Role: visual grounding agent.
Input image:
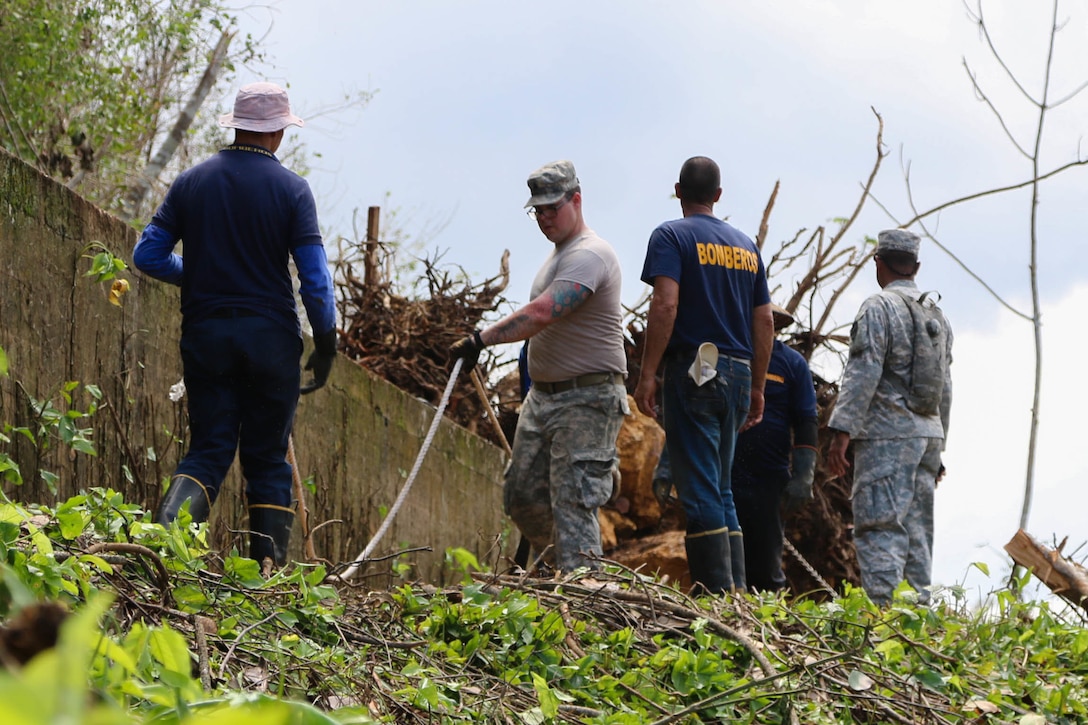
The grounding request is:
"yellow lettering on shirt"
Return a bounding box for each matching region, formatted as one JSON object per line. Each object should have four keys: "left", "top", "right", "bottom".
{"left": 693, "top": 243, "right": 759, "bottom": 274}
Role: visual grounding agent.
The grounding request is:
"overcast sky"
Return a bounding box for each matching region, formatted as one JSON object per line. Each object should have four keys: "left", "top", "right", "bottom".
{"left": 229, "top": 1, "right": 1088, "bottom": 601}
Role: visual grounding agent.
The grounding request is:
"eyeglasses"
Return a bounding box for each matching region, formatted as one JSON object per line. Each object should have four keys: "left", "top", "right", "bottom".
{"left": 526, "top": 194, "right": 572, "bottom": 220}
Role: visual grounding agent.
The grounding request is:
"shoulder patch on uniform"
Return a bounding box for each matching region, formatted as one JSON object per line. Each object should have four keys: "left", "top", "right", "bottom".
{"left": 848, "top": 320, "right": 867, "bottom": 357}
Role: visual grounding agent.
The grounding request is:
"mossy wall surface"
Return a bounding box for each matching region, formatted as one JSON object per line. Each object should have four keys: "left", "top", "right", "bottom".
{"left": 0, "top": 148, "right": 510, "bottom": 583}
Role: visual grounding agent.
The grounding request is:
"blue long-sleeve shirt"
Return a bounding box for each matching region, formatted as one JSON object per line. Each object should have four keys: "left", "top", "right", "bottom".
{"left": 133, "top": 145, "right": 335, "bottom": 337}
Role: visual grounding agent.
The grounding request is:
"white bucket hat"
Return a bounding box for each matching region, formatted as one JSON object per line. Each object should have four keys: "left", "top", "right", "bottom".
{"left": 218, "top": 82, "right": 304, "bottom": 133}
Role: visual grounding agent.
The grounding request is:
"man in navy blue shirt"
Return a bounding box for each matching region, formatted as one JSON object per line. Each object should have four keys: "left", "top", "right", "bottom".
{"left": 635, "top": 156, "right": 774, "bottom": 594}
{"left": 731, "top": 305, "right": 818, "bottom": 591}
{"left": 134, "top": 82, "right": 336, "bottom": 568}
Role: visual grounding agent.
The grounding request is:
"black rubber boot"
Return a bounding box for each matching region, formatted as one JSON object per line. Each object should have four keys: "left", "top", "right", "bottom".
{"left": 248, "top": 506, "right": 294, "bottom": 567}
{"left": 155, "top": 476, "right": 211, "bottom": 526}
{"left": 685, "top": 529, "right": 733, "bottom": 595}
{"left": 729, "top": 531, "right": 748, "bottom": 593}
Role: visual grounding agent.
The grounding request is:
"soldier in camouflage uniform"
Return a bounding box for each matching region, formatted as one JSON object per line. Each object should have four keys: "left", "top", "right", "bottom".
{"left": 449, "top": 160, "right": 627, "bottom": 573}
{"left": 827, "top": 229, "right": 953, "bottom": 605}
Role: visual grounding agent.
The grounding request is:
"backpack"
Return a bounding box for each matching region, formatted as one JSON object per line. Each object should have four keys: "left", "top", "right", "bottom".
{"left": 888, "top": 288, "right": 949, "bottom": 416}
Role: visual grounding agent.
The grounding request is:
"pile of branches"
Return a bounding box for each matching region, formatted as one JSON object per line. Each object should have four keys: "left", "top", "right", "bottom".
{"left": 331, "top": 229, "right": 514, "bottom": 446}
{"left": 21, "top": 529, "right": 1088, "bottom": 724}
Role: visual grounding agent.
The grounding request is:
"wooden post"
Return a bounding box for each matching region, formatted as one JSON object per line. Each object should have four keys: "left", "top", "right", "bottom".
{"left": 364, "top": 205, "right": 380, "bottom": 288}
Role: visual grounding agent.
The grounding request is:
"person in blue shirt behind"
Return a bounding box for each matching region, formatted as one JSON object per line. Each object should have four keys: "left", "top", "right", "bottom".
{"left": 731, "top": 304, "right": 819, "bottom": 591}
{"left": 133, "top": 82, "right": 337, "bottom": 568}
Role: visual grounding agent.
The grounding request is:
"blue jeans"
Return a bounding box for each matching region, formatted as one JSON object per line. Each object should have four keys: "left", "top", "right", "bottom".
{"left": 662, "top": 352, "right": 751, "bottom": 534}
{"left": 176, "top": 313, "right": 302, "bottom": 508}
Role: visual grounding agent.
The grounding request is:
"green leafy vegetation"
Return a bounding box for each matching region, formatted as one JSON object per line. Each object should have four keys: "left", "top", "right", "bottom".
{"left": 0, "top": 482, "right": 1084, "bottom": 723}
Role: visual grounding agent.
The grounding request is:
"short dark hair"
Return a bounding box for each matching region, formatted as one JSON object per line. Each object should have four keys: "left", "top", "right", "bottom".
{"left": 876, "top": 250, "right": 918, "bottom": 277}
{"left": 678, "top": 156, "right": 720, "bottom": 205}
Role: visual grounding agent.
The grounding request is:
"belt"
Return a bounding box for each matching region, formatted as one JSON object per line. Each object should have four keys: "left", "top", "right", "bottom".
{"left": 208, "top": 307, "right": 259, "bottom": 318}
{"left": 533, "top": 372, "right": 625, "bottom": 394}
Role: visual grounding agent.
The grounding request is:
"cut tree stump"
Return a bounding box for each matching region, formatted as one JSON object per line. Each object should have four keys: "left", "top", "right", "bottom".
{"left": 1004, "top": 529, "right": 1088, "bottom": 613}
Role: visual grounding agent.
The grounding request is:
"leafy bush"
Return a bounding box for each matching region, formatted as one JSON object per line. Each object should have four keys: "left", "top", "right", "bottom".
{"left": 0, "top": 485, "right": 1085, "bottom": 724}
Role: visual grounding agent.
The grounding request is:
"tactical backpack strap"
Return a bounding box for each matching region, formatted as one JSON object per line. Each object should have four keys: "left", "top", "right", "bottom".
{"left": 916, "top": 289, "right": 941, "bottom": 307}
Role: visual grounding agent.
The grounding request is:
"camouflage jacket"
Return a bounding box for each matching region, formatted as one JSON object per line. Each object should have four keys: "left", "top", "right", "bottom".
{"left": 828, "top": 280, "right": 953, "bottom": 443}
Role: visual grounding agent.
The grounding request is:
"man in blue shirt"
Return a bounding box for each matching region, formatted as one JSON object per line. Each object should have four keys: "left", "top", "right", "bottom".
{"left": 134, "top": 82, "right": 337, "bottom": 568}
{"left": 635, "top": 156, "right": 774, "bottom": 594}
{"left": 731, "top": 304, "right": 819, "bottom": 591}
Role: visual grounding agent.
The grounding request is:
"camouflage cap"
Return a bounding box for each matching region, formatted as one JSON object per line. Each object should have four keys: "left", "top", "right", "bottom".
{"left": 525, "top": 160, "right": 579, "bottom": 208}
{"left": 876, "top": 229, "right": 920, "bottom": 257}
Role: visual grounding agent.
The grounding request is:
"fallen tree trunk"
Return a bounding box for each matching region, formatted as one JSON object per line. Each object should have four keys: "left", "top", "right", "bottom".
{"left": 1004, "top": 529, "right": 1088, "bottom": 614}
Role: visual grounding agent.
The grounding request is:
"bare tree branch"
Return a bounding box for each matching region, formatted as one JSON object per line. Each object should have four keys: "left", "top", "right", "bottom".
{"left": 119, "top": 29, "right": 235, "bottom": 222}
{"left": 899, "top": 157, "right": 1088, "bottom": 228}
{"left": 962, "top": 61, "right": 1031, "bottom": 159}
{"left": 965, "top": 0, "right": 1038, "bottom": 106}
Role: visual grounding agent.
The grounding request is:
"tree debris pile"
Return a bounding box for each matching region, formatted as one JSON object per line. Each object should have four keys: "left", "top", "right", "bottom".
{"left": 5, "top": 499, "right": 1086, "bottom": 724}
{"left": 331, "top": 239, "right": 514, "bottom": 447}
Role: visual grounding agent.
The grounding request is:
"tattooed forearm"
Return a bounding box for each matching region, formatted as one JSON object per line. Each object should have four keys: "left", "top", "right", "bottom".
{"left": 489, "top": 313, "right": 536, "bottom": 342}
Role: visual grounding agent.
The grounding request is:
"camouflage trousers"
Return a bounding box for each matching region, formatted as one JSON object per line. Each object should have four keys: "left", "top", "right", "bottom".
{"left": 851, "top": 437, "right": 942, "bottom": 604}
{"left": 504, "top": 382, "right": 628, "bottom": 572}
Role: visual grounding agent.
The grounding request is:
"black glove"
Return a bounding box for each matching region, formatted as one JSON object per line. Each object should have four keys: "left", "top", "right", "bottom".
{"left": 652, "top": 476, "right": 673, "bottom": 508}
{"left": 301, "top": 328, "right": 337, "bottom": 394}
{"left": 783, "top": 447, "right": 817, "bottom": 515}
{"left": 449, "top": 330, "right": 485, "bottom": 371}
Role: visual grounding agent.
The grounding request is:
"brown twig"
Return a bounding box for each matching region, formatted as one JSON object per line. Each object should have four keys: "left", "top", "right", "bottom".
{"left": 287, "top": 435, "right": 319, "bottom": 562}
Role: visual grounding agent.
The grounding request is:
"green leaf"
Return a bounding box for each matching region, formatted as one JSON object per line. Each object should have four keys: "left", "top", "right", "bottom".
{"left": 848, "top": 670, "right": 873, "bottom": 691}
{"left": 69, "top": 438, "right": 98, "bottom": 456}
{"left": 171, "top": 585, "right": 209, "bottom": 609}
{"left": 56, "top": 511, "right": 88, "bottom": 540}
{"left": 0, "top": 346, "right": 8, "bottom": 377}
{"left": 531, "top": 671, "right": 559, "bottom": 718}
{"left": 914, "top": 668, "right": 945, "bottom": 690}
{"left": 149, "top": 626, "right": 192, "bottom": 679}
{"left": 39, "top": 470, "right": 59, "bottom": 495}
{"left": 77, "top": 554, "right": 114, "bottom": 575}
{"left": 1072, "top": 629, "right": 1088, "bottom": 657}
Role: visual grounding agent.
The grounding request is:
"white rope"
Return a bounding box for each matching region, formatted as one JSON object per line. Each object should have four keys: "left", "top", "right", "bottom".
{"left": 783, "top": 535, "right": 837, "bottom": 596}
{"left": 327, "top": 358, "right": 463, "bottom": 582}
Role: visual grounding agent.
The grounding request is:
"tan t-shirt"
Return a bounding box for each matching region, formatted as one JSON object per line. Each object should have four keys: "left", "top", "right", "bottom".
{"left": 527, "top": 228, "right": 628, "bottom": 382}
